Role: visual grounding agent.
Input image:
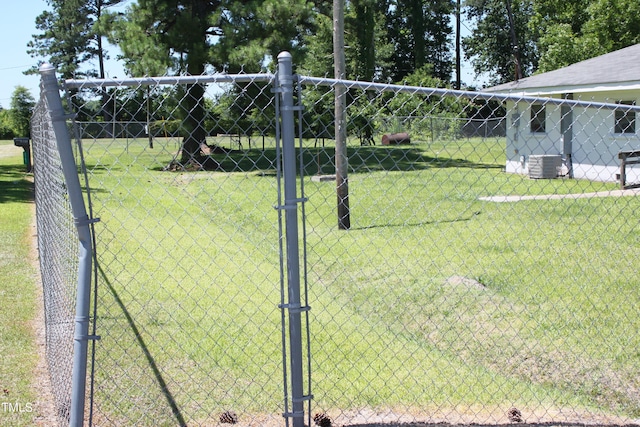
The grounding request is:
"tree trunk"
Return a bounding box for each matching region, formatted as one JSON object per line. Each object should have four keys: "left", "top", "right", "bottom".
{"left": 178, "top": 0, "right": 214, "bottom": 168}
{"left": 410, "top": 0, "right": 426, "bottom": 69}
{"left": 505, "top": 0, "right": 523, "bottom": 80}
{"left": 179, "top": 82, "right": 207, "bottom": 165}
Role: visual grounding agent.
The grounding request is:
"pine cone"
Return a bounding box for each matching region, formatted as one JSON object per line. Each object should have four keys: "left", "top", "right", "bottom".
{"left": 507, "top": 407, "right": 523, "bottom": 423}
{"left": 313, "top": 412, "right": 332, "bottom": 427}
{"left": 219, "top": 410, "right": 238, "bottom": 424}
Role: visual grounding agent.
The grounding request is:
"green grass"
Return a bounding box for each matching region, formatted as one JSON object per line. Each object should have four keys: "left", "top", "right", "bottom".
{"left": 36, "top": 135, "right": 640, "bottom": 424}
{"left": 302, "top": 156, "right": 639, "bottom": 416}
{"left": 0, "top": 140, "right": 40, "bottom": 426}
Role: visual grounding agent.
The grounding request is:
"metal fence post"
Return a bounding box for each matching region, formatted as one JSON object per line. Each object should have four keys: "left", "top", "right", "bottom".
{"left": 39, "top": 63, "right": 97, "bottom": 427}
{"left": 277, "top": 51, "right": 308, "bottom": 427}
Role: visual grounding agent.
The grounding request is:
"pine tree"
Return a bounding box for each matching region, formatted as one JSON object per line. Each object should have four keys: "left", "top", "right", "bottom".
{"left": 104, "top": 0, "right": 314, "bottom": 166}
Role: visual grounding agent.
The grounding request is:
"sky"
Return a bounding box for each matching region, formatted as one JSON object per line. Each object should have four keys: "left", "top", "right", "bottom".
{"left": 0, "top": 0, "right": 45, "bottom": 106}
{"left": 0, "top": 0, "right": 126, "bottom": 107}
{"left": 0, "top": 1, "right": 483, "bottom": 108}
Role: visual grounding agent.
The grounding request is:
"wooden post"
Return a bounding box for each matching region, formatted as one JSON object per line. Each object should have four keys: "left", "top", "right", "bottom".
{"left": 334, "top": 0, "right": 350, "bottom": 229}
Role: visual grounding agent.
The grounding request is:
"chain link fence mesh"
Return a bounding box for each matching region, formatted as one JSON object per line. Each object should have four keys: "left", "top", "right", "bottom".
{"left": 298, "top": 77, "right": 640, "bottom": 426}
{"left": 32, "top": 60, "right": 640, "bottom": 426}
{"left": 31, "top": 86, "right": 78, "bottom": 425}
{"left": 64, "top": 73, "right": 296, "bottom": 427}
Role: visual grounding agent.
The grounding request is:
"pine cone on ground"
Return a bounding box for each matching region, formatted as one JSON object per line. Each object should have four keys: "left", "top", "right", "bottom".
{"left": 507, "top": 407, "right": 523, "bottom": 423}
{"left": 313, "top": 412, "right": 332, "bottom": 427}
{"left": 219, "top": 410, "right": 238, "bottom": 424}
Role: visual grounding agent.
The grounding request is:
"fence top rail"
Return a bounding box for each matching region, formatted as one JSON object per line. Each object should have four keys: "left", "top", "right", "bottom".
{"left": 60, "top": 68, "right": 640, "bottom": 113}
{"left": 296, "top": 74, "right": 640, "bottom": 113}
{"left": 63, "top": 73, "right": 275, "bottom": 89}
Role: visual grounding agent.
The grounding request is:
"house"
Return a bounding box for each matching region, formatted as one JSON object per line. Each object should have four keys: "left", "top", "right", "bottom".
{"left": 485, "top": 43, "right": 640, "bottom": 184}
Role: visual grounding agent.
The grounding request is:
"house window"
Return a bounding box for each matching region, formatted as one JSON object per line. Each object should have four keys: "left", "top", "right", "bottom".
{"left": 530, "top": 104, "right": 546, "bottom": 133}
{"left": 615, "top": 101, "right": 636, "bottom": 134}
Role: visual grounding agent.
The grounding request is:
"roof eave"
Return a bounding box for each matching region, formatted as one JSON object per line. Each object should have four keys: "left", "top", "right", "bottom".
{"left": 485, "top": 81, "right": 640, "bottom": 97}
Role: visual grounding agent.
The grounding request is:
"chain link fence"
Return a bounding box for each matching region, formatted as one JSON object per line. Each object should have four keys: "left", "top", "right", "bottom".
{"left": 298, "top": 77, "right": 640, "bottom": 426}
{"left": 32, "top": 54, "right": 640, "bottom": 426}
{"left": 31, "top": 85, "right": 79, "bottom": 426}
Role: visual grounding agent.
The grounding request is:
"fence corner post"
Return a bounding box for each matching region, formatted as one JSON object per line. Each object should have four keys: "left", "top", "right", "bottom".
{"left": 39, "top": 62, "right": 95, "bottom": 427}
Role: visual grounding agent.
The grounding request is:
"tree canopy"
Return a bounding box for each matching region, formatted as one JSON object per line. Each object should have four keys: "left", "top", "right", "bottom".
{"left": 463, "top": 0, "right": 640, "bottom": 83}
{"left": 10, "top": 87, "right": 36, "bottom": 138}
{"left": 28, "top": 0, "right": 124, "bottom": 79}
{"left": 27, "top": 0, "right": 640, "bottom": 88}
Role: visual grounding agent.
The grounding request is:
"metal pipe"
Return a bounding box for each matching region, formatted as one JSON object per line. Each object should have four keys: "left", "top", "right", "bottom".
{"left": 277, "top": 51, "right": 307, "bottom": 427}
{"left": 64, "top": 73, "right": 274, "bottom": 89}
{"left": 297, "top": 75, "right": 640, "bottom": 112}
{"left": 39, "top": 63, "right": 97, "bottom": 427}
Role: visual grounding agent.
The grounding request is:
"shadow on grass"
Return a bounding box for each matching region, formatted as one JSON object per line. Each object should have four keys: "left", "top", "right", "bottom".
{"left": 0, "top": 164, "right": 34, "bottom": 204}
{"left": 147, "top": 145, "right": 502, "bottom": 175}
{"left": 97, "top": 264, "right": 187, "bottom": 427}
{"left": 350, "top": 211, "right": 482, "bottom": 231}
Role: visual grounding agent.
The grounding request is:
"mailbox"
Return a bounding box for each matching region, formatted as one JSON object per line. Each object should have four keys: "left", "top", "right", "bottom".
{"left": 13, "top": 138, "right": 31, "bottom": 172}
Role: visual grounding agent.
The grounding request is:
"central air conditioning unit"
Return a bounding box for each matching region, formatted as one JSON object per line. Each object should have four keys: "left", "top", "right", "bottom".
{"left": 528, "top": 154, "right": 562, "bottom": 179}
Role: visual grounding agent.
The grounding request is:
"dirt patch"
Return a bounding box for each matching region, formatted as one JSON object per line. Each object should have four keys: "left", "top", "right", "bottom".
{"left": 445, "top": 275, "right": 487, "bottom": 290}
{"left": 27, "top": 203, "right": 59, "bottom": 426}
{"left": 100, "top": 407, "right": 638, "bottom": 427}
{"left": 322, "top": 406, "right": 640, "bottom": 427}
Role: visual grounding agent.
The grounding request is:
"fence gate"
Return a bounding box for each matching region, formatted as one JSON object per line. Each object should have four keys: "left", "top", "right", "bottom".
{"left": 31, "top": 52, "right": 640, "bottom": 427}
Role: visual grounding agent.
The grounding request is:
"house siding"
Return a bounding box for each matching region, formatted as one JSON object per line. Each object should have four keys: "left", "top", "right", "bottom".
{"left": 503, "top": 91, "right": 640, "bottom": 184}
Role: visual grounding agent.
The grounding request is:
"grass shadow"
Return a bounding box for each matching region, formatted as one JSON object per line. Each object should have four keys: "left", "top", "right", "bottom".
{"left": 150, "top": 145, "right": 502, "bottom": 175}
{"left": 96, "top": 264, "right": 187, "bottom": 427}
{"left": 350, "top": 211, "right": 482, "bottom": 231}
{"left": 0, "top": 164, "right": 34, "bottom": 204}
{"left": 339, "top": 145, "right": 502, "bottom": 173}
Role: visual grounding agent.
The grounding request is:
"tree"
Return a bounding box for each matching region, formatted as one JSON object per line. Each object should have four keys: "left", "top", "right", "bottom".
{"left": 300, "top": 1, "right": 392, "bottom": 80}
{"left": 28, "top": 0, "right": 94, "bottom": 79}
{"left": 214, "top": 0, "right": 315, "bottom": 72}
{"left": 533, "top": 24, "right": 601, "bottom": 73}
{"left": 531, "top": 0, "right": 640, "bottom": 73}
{"left": 463, "top": 0, "right": 537, "bottom": 85}
{"left": 0, "top": 109, "right": 14, "bottom": 140}
{"left": 347, "top": 0, "right": 376, "bottom": 80}
{"left": 299, "top": 8, "right": 334, "bottom": 76}
{"left": 91, "top": 0, "right": 124, "bottom": 80}
{"left": 585, "top": 0, "right": 640, "bottom": 51}
{"left": 387, "top": 0, "right": 455, "bottom": 82}
{"left": 28, "top": 0, "right": 123, "bottom": 79}
{"left": 29, "top": 0, "right": 125, "bottom": 129}
{"left": 10, "top": 87, "right": 36, "bottom": 138}
{"left": 530, "top": 0, "right": 595, "bottom": 72}
{"left": 105, "top": 0, "right": 228, "bottom": 165}
{"left": 104, "top": 0, "right": 315, "bottom": 166}
{"left": 467, "top": 0, "right": 640, "bottom": 79}
{"left": 301, "top": 0, "right": 452, "bottom": 83}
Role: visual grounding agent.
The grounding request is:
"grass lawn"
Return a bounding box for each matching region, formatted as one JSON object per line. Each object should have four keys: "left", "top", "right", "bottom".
{"left": 30, "top": 134, "right": 640, "bottom": 425}
{"left": 0, "top": 140, "right": 41, "bottom": 426}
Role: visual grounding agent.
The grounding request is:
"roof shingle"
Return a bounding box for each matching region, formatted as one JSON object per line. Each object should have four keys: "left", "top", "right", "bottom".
{"left": 486, "top": 43, "right": 640, "bottom": 93}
